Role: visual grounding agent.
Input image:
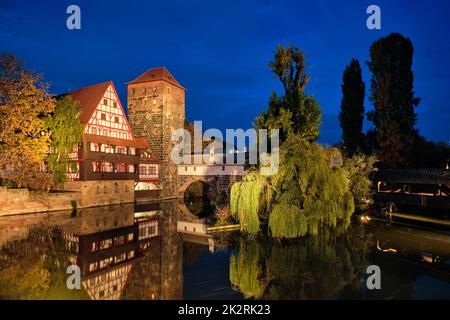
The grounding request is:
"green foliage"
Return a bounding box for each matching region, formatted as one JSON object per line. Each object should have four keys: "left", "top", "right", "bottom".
{"left": 47, "top": 95, "right": 83, "bottom": 188}
{"left": 231, "top": 44, "right": 365, "bottom": 239}
{"left": 229, "top": 240, "right": 266, "bottom": 299}
{"left": 231, "top": 135, "right": 359, "bottom": 239}
{"left": 367, "top": 33, "right": 420, "bottom": 168}
{"left": 256, "top": 44, "right": 322, "bottom": 142}
{"left": 269, "top": 136, "right": 355, "bottom": 237}
{"left": 339, "top": 58, "right": 365, "bottom": 155}
{"left": 230, "top": 172, "right": 268, "bottom": 233}
{"left": 343, "top": 153, "right": 377, "bottom": 210}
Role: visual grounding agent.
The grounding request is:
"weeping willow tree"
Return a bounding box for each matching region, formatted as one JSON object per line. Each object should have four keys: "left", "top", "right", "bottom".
{"left": 231, "top": 135, "right": 357, "bottom": 238}
{"left": 270, "top": 136, "right": 355, "bottom": 237}
{"left": 230, "top": 171, "right": 274, "bottom": 234}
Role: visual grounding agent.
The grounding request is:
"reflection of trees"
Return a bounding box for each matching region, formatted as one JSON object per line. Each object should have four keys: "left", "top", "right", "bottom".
{"left": 230, "top": 228, "right": 371, "bottom": 299}
{"left": 0, "top": 226, "right": 88, "bottom": 300}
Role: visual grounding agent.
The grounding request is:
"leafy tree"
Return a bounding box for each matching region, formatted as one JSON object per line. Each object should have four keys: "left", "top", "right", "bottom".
{"left": 366, "top": 33, "right": 421, "bottom": 168}
{"left": 0, "top": 53, "right": 55, "bottom": 188}
{"left": 339, "top": 59, "right": 365, "bottom": 155}
{"left": 47, "top": 95, "right": 83, "bottom": 188}
{"left": 230, "top": 45, "right": 376, "bottom": 239}
{"left": 256, "top": 44, "right": 322, "bottom": 142}
{"left": 231, "top": 136, "right": 358, "bottom": 238}
{"left": 343, "top": 153, "right": 377, "bottom": 210}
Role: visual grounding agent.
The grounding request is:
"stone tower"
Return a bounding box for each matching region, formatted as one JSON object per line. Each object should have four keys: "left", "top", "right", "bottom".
{"left": 127, "top": 67, "right": 186, "bottom": 196}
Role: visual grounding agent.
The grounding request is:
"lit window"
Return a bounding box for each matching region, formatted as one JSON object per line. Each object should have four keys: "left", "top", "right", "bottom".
{"left": 102, "top": 144, "right": 114, "bottom": 154}
{"left": 91, "top": 242, "right": 99, "bottom": 252}
{"left": 129, "top": 147, "right": 136, "bottom": 155}
{"left": 100, "top": 239, "right": 112, "bottom": 250}
{"left": 116, "top": 146, "right": 127, "bottom": 154}
{"left": 115, "top": 163, "right": 126, "bottom": 173}
{"left": 128, "top": 164, "right": 135, "bottom": 173}
{"left": 101, "top": 162, "right": 113, "bottom": 173}
{"left": 92, "top": 162, "right": 100, "bottom": 172}
{"left": 114, "top": 235, "right": 125, "bottom": 246}
{"left": 90, "top": 143, "right": 100, "bottom": 152}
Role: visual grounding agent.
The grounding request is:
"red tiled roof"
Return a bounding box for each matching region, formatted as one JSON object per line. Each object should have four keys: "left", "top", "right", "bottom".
{"left": 126, "top": 67, "right": 186, "bottom": 91}
{"left": 67, "top": 81, "right": 112, "bottom": 124}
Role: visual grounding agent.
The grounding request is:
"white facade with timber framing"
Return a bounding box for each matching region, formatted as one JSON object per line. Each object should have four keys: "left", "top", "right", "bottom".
{"left": 64, "top": 81, "right": 159, "bottom": 186}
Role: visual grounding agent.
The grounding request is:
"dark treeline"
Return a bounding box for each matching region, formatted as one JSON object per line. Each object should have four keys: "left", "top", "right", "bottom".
{"left": 338, "top": 33, "right": 449, "bottom": 169}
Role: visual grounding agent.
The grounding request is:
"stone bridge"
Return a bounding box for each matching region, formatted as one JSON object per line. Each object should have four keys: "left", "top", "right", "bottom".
{"left": 177, "top": 163, "right": 244, "bottom": 197}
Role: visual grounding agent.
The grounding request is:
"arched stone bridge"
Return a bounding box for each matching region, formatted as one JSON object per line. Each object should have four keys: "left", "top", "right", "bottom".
{"left": 177, "top": 164, "right": 244, "bottom": 197}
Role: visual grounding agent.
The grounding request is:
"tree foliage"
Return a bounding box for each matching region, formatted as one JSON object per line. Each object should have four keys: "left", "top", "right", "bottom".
{"left": 367, "top": 33, "right": 421, "bottom": 168}
{"left": 339, "top": 58, "right": 365, "bottom": 155}
{"left": 47, "top": 95, "right": 83, "bottom": 188}
{"left": 229, "top": 44, "right": 377, "bottom": 239}
{"left": 268, "top": 136, "right": 355, "bottom": 237}
{"left": 255, "top": 44, "right": 322, "bottom": 142}
{"left": 343, "top": 153, "right": 377, "bottom": 210}
{"left": 0, "top": 53, "right": 55, "bottom": 188}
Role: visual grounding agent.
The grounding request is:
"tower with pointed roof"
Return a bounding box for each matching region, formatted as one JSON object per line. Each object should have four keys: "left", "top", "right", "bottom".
{"left": 127, "top": 67, "right": 186, "bottom": 196}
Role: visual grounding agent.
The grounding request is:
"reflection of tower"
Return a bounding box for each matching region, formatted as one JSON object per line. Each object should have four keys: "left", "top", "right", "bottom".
{"left": 159, "top": 201, "right": 183, "bottom": 299}
{"left": 127, "top": 68, "right": 186, "bottom": 197}
{"left": 122, "top": 202, "right": 184, "bottom": 300}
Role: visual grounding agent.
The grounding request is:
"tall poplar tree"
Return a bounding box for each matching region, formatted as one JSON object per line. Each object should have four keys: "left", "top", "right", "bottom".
{"left": 367, "top": 33, "right": 421, "bottom": 168}
{"left": 339, "top": 59, "right": 365, "bottom": 155}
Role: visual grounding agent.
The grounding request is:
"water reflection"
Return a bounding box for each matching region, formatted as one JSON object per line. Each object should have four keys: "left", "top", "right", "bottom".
{"left": 229, "top": 230, "right": 370, "bottom": 299}
{"left": 1, "top": 201, "right": 450, "bottom": 300}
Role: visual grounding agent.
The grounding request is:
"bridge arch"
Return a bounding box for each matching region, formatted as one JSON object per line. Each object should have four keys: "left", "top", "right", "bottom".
{"left": 178, "top": 177, "right": 218, "bottom": 198}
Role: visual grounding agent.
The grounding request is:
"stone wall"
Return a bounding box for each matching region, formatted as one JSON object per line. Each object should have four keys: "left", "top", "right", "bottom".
{"left": 64, "top": 180, "right": 134, "bottom": 207}
{"left": 0, "top": 180, "right": 135, "bottom": 216}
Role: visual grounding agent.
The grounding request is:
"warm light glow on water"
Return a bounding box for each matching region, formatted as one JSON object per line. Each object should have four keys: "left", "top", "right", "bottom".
{"left": 1, "top": 201, "right": 450, "bottom": 300}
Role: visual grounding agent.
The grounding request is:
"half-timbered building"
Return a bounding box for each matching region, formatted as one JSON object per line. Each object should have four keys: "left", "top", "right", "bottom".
{"left": 65, "top": 81, "right": 159, "bottom": 184}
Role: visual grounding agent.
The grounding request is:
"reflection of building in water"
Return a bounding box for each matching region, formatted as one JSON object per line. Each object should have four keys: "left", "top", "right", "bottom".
{"left": 122, "top": 201, "right": 184, "bottom": 300}
{"left": 60, "top": 204, "right": 164, "bottom": 300}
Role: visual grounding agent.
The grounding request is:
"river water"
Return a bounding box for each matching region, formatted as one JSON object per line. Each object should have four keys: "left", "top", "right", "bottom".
{"left": 0, "top": 200, "right": 449, "bottom": 300}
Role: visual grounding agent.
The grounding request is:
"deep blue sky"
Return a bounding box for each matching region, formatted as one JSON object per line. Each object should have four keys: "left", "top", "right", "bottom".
{"left": 1, "top": 0, "right": 449, "bottom": 144}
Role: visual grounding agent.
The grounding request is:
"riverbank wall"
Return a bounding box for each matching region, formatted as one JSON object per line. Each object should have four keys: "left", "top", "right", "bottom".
{"left": 0, "top": 180, "right": 135, "bottom": 216}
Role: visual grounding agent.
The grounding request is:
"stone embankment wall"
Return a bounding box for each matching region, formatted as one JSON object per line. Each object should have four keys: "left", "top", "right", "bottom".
{"left": 0, "top": 180, "right": 135, "bottom": 216}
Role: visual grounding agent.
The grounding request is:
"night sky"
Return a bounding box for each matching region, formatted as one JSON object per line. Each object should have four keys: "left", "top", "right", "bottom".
{"left": 1, "top": 0, "right": 449, "bottom": 144}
